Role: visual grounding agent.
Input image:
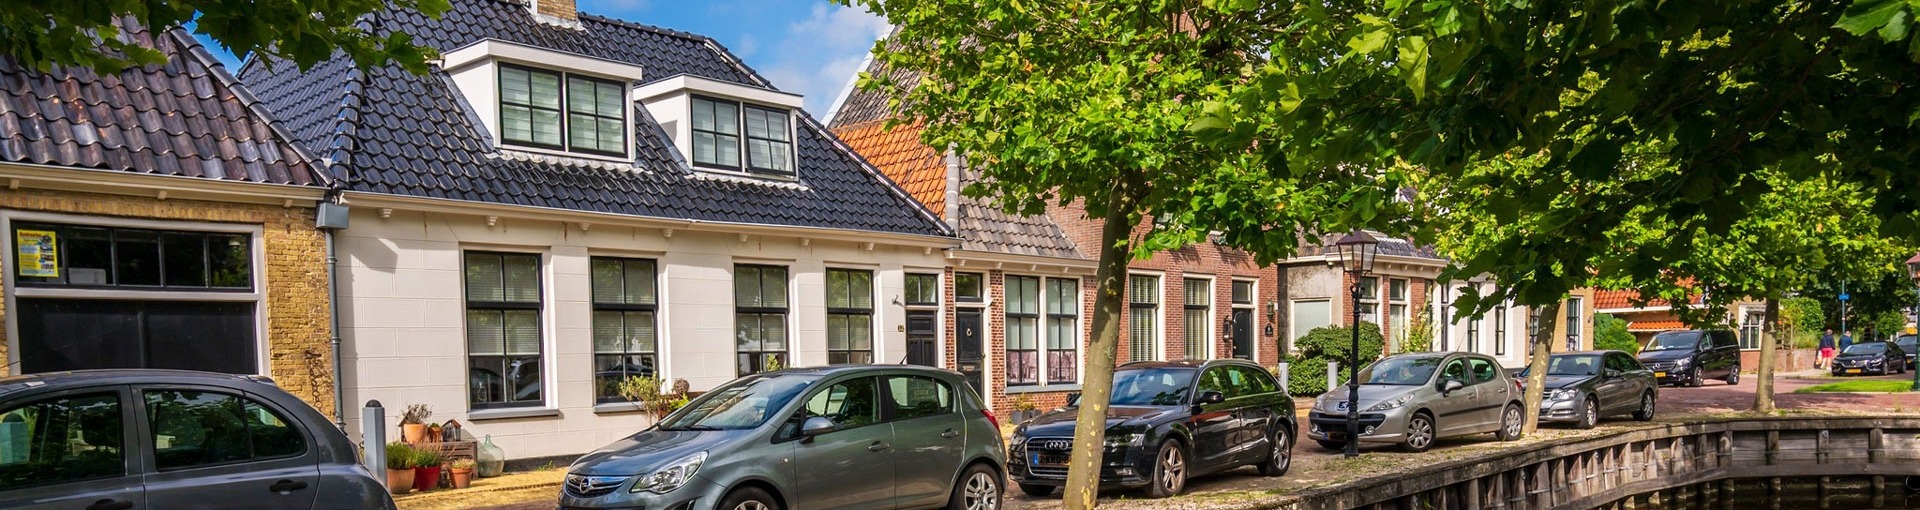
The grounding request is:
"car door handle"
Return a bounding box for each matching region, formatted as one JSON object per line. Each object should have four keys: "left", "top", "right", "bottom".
{"left": 86, "top": 499, "right": 133, "bottom": 510}
{"left": 941, "top": 429, "right": 961, "bottom": 438}
{"left": 269, "top": 479, "right": 310, "bottom": 493}
{"left": 867, "top": 441, "right": 891, "bottom": 452}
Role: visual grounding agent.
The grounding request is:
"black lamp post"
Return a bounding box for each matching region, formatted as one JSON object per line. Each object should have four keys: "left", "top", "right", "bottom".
{"left": 1333, "top": 230, "right": 1380, "bottom": 458}
{"left": 1906, "top": 258, "right": 1920, "bottom": 391}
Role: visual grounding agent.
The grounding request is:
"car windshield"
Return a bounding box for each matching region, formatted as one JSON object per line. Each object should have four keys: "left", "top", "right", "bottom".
{"left": 1841, "top": 343, "right": 1887, "bottom": 356}
{"left": 656, "top": 374, "right": 812, "bottom": 431}
{"left": 1897, "top": 336, "right": 1916, "bottom": 350}
{"left": 1108, "top": 367, "right": 1197, "bottom": 406}
{"left": 1356, "top": 357, "right": 1443, "bottom": 385}
{"left": 1643, "top": 331, "right": 1701, "bottom": 351}
{"left": 1546, "top": 355, "right": 1602, "bottom": 376}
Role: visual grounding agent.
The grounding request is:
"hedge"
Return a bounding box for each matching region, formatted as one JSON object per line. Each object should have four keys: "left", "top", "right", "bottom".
{"left": 1286, "top": 322, "right": 1385, "bottom": 396}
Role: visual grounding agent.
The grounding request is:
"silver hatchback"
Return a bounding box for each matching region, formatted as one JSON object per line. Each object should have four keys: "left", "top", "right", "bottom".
{"left": 1306, "top": 352, "right": 1524, "bottom": 452}
{"left": 560, "top": 365, "right": 1006, "bottom": 510}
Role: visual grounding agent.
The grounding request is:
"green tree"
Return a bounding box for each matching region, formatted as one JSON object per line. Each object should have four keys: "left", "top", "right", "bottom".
{"left": 2, "top": 0, "right": 448, "bottom": 74}
{"left": 1779, "top": 296, "right": 1828, "bottom": 349}
{"left": 1593, "top": 314, "right": 1638, "bottom": 354}
{"left": 1287, "top": 323, "right": 1386, "bottom": 396}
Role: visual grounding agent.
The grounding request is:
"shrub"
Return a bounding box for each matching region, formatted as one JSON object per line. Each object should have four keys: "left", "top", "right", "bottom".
{"left": 1286, "top": 323, "right": 1385, "bottom": 396}
{"left": 400, "top": 404, "right": 432, "bottom": 425}
{"left": 1594, "top": 314, "right": 1639, "bottom": 354}
{"left": 385, "top": 442, "right": 418, "bottom": 470}
{"left": 413, "top": 447, "right": 443, "bottom": 468}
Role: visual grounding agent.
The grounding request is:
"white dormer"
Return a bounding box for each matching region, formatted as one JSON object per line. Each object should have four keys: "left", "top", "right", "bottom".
{"left": 635, "top": 75, "right": 805, "bottom": 179}
{"left": 442, "top": 39, "right": 647, "bottom": 161}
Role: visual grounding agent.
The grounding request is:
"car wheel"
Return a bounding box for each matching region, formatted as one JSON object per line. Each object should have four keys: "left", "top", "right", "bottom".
{"left": 1018, "top": 484, "right": 1055, "bottom": 497}
{"left": 1632, "top": 391, "right": 1656, "bottom": 422}
{"left": 1315, "top": 439, "right": 1347, "bottom": 452}
{"left": 719, "top": 486, "right": 781, "bottom": 510}
{"left": 1688, "top": 369, "right": 1705, "bottom": 387}
{"left": 1726, "top": 369, "right": 1740, "bottom": 385}
{"left": 1576, "top": 398, "right": 1598, "bottom": 429}
{"left": 1494, "top": 404, "right": 1524, "bottom": 441}
{"left": 1402, "top": 412, "right": 1436, "bottom": 453}
{"left": 947, "top": 463, "right": 1000, "bottom": 510}
{"left": 1146, "top": 441, "right": 1187, "bottom": 498}
{"left": 1257, "top": 427, "right": 1292, "bottom": 477}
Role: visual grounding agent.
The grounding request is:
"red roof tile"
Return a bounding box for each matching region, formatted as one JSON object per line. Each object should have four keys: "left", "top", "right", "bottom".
{"left": 831, "top": 119, "right": 946, "bottom": 219}
{"left": 1627, "top": 320, "right": 1686, "bottom": 332}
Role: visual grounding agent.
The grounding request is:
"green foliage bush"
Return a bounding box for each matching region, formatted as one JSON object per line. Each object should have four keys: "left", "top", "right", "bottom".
{"left": 385, "top": 442, "right": 418, "bottom": 470}
{"left": 1593, "top": 314, "right": 1639, "bottom": 354}
{"left": 1778, "top": 297, "right": 1826, "bottom": 349}
{"left": 1287, "top": 323, "right": 1385, "bottom": 396}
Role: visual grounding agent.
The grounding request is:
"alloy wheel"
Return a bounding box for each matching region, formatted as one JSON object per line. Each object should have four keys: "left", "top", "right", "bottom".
{"left": 1580, "top": 400, "right": 1598, "bottom": 429}
{"left": 1501, "top": 406, "right": 1523, "bottom": 439}
{"left": 963, "top": 470, "right": 999, "bottom": 510}
{"left": 1260, "top": 428, "right": 1292, "bottom": 476}
{"left": 1634, "top": 392, "right": 1656, "bottom": 421}
{"left": 1157, "top": 445, "right": 1186, "bottom": 496}
{"left": 733, "top": 502, "right": 771, "bottom": 510}
{"left": 1406, "top": 415, "right": 1434, "bottom": 451}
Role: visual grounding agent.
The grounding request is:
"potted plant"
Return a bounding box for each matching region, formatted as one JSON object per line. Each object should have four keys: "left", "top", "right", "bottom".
{"left": 384, "top": 442, "right": 417, "bottom": 495}
{"left": 427, "top": 422, "right": 444, "bottom": 443}
{"left": 1011, "top": 394, "right": 1038, "bottom": 423}
{"left": 400, "top": 404, "right": 432, "bottom": 444}
{"left": 412, "top": 447, "right": 444, "bottom": 492}
{"left": 447, "top": 457, "right": 477, "bottom": 489}
{"left": 617, "top": 376, "right": 688, "bottom": 419}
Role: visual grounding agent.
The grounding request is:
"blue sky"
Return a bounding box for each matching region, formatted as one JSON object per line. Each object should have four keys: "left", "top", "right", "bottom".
{"left": 200, "top": 1, "right": 889, "bottom": 116}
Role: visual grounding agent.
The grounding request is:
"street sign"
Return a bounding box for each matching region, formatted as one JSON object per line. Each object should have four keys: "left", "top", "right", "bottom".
{"left": 1839, "top": 293, "right": 1851, "bottom": 301}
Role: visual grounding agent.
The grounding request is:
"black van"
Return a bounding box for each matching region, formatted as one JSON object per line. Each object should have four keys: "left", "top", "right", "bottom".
{"left": 1635, "top": 330, "right": 1741, "bottom": 387}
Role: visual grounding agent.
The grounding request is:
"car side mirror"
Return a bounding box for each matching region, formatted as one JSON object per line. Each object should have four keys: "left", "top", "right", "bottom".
{"left": 800, "top": 417, "right": 836, "bottom": 438}
{"left": 1196, "top": 391, "right": 1226, "bottom": 405}
{"left": 1066, "top": 392, "right": 1081, "bottom": 406}
{"left": 1441, "top": 379, "right": 1465, "bottom": 394}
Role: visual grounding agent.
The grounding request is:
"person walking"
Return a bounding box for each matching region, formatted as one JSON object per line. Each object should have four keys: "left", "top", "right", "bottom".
{"left": 1819, "top": 329, "right": 1836, "bottom": 369}
{"left": 1841, "top": 330, "right": 1855, "bottom": 350}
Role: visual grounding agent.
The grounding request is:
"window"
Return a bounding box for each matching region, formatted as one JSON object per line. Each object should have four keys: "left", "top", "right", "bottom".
{"left": 904, "top": 273, "right": 940, "bottom": 306}
{"left": 1436, "top": 286, "right": 1452, "bottom": 352}
{"left": 1291, "top": 300, "right": 1332, "bottom": 342}
{"left": 1467, "top": 358, "right": 1499, "bottom": 384}
{"left": 1495, "top": 303, "right": 1509, "bottom": 356}
{"left": 1389, "top": 278, "right": 1410, "bottom": 345}
{"left": 1128, "top": 275, "right": 1162, "bottom": 362}
{"left": 794, "top": 377, "right": 878, "bottom": 434}
{"left": 1739, "top": 310, "right": 1765, "bottom": 350}
{"left": 465, "top": 252, "right": 544, "bottom": 409}
{"left": 736, "top": 265, "right": 789, "bottom": 375}
{"left": 1565, "top": 297, "right": 1584, "bottom": 351}
{"left": 691, "top": 96, "right": 793, "bottom": 175}
{"left": 1184, "top": 278, "right": 1212, "bottom": 360}
{"left": 145, "top": 390, "right": 303, "bottom": 470}
{"left": 591, "top": 258, "right": 657, "bottom": 403}
{"left": 1005, "top": 276, "right": 1041, "bottom": 385}
{"left": 498, "top": 65, "right": 627, "bottom": 156}
{"left": 1195, "top": 367, "right": 1232, "bottom": 400}
{"left": 885, "top": 376, "right": 953, "bottom": 421}
{"left": 1046, "top": 278, "right": 1080, "bottom": 384}
{"left": 826, "top": 269, "right": 875, "bottom": 365}
{"left": 1355, "top": 276, "right": 1380, "bottom": 324}
{"left": 954, "top": 273, "right": 983, "bottom": 303}
{"left": 1231, "top": 280, "right": 1255, "bottom": 306}
{"left": 0, "top": 393, "right": 122, "bottom": 490}
{"left": 12, "top": 222, "right": 250, "bottom": 290}
{"left": 1232, "top": 366, "right": 1280, "bottom": 396}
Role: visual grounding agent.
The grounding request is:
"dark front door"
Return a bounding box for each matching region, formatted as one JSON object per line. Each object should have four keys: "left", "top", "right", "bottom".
{"left": 955, "top": 309, "right": 985, "bottom": 393}
{"left": 1231, "top": 309, "right": 1255, "bottom": 359}
{"left": 15, "top": 298, "right": 256, "bottom": 374}
{"left": 906, "top": 311, "right": 938, "bottom": 367}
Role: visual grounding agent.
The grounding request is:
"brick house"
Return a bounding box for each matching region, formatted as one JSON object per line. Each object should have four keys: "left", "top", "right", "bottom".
{"left": 242, "top": 0, "right": 954, "bottom": 459}
{"left": 1592, "top": 289, "right": 1788, "bottom": 370}
{"left": 0, "top": 22, "right": 338, "bottom": 415}
{"left": 829, "top": 55, "right": 1281, "bottom": 416}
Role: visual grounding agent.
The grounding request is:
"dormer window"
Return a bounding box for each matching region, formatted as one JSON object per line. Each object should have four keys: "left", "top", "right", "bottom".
{"left": 691, "top": 96, "right": 793, "bottom": 176}
{"left": 498, "top": 64, "right": 628, "bottom": 157}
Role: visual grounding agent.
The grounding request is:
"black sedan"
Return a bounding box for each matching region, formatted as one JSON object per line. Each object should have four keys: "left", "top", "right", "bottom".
{"left": 1009, "top": 359, "right": 1296, "bottom": 498}
{"left": 1520, "top": 351, "right": 1658, "bottom": 428}
{"left": 1832, "top": 341, "right": 1908, "bottom": 376}
{"left": 1896, "top": 335, "right": 1917, "bottom": 370}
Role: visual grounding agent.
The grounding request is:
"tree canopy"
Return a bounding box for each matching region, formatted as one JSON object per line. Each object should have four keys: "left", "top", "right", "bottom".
{"left": 2, "top": 0, "right": 448, "bottom": 74}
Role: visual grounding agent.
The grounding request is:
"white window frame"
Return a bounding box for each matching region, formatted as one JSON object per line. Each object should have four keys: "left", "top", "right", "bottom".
{"left": 1182, "top": 276, "right": 1215, "bottom": 361}
{"left": 1290, "top": 298, "right": 1333, "bottom": 346}
{"left": 1231, "top": 278, "right": 1259, "bottom": 361}
{"left": 1356, "top": 275, "right": 1381, "bottom": 325}
{"left": 1389, "top": 278, "right": 1410, "bottom": 346}
{"left": 687, "top": 95, "right": 798, "bottom": 177}
{"left": 494, "top": 63, "right": 631, "bottom": 158}
{"left": 1042, "top": 276, "right": 1081, "bottom": 386}
{"left": 902, "top": 270, "right": 944, "bottom": 369}
{"left": 1128, "top": 272, "right": 1166, "bottom": 362}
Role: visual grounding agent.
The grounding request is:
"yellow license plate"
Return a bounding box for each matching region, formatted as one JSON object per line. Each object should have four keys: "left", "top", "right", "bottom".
{"left": 1654, "top": 371, "right": 1666, "bottom": 378}
{"left": 1847, "top": 369, "right": 1862, "bottom": 374}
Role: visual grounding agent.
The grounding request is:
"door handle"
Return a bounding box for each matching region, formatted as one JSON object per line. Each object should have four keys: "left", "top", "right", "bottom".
{"left": 941, "top": 429, "right": 961, "bottom": 438}
{"left": 867, "top": 441, "right": 891, "bottom": 452}
{"left": 86, "top": 500, "right": 133, "bottom": 510}
{"left": 269, "top": 479, "right": 310, "bottom": 493}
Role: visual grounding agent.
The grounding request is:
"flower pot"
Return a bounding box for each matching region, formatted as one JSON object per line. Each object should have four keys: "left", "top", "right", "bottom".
{"left": 413, "top": 465, "right": 442, "bottom": 492}
{"left": 402, "top": 423, "right": 427, "bottom": 444}
{"left": 386, "top": 468, "right": 415, "bottom": 495}
{"left": 450, "top": 468, "right": 473, "bottom": 489}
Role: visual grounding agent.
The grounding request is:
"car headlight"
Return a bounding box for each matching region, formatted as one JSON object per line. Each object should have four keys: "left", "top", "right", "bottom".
{"left": 1010, "top": 434, "right": 1028, "bottom": 447}
{"left": 1547, "top": 389, "right": 1578, "bottom": 401}
{"left": 1672, "top": 358, "right": 1691, "bottom": 367}
{"left": 1364, "top": 395, "right": 1414, "bottom": 412}
{"left": 629, "top": 451, "right": 706, "bottom": 494}
{"left": 1104, "top": 433, "right": 1144, "bottom": 448}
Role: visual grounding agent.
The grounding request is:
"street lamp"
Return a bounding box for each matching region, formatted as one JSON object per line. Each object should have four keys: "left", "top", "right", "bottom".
{"left": 1333, "top": 229, "right": 1380, "bottom": 458}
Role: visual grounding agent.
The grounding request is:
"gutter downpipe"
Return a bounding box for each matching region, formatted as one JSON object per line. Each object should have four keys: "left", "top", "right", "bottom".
{"left": 325, "top": 223, "right": 345, "bottom": 430}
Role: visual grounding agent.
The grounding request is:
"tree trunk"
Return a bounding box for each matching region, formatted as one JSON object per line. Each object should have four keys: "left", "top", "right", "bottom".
{"left": 1063, "top": 181, "right": 1142, "bottom": 510}
{"left": 1755, "top": 294, "right": 1781, "bottom": 413}
{"left": 1521, "top": 300, "right": 1561, "bottom": 435}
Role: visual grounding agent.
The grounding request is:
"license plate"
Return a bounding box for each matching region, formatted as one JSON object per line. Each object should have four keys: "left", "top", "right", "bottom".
{"left": 1654, "top": 371, "right": 1666, "bottom": 378}
{"left": 1847, "top": 369, "right": 1862, "bottom": 374}
{"left": 1029, "top": 452, "right": 1069, "bottom": 466}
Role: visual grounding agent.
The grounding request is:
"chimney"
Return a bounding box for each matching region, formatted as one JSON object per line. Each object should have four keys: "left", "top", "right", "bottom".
{"left": 531, "top": 0, "right": 578, "bottom": 22}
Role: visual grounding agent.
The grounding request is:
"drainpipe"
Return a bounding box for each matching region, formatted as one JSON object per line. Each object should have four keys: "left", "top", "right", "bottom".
{"left": 316, "top": 179, "right": 352, "bottom": 430}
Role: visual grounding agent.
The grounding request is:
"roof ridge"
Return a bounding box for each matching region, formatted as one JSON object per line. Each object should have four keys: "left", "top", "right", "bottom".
{"left": 162, "top": 27, "right": 332, "bottom": 188}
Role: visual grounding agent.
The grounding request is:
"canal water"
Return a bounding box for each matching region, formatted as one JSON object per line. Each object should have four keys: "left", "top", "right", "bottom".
{"left": 1597, "top": 476, "right": 1920, "bottom": 509}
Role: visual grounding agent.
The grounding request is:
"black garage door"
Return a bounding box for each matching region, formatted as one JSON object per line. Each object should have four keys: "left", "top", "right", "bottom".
{"left": 15, "top": 298, "right": 256, "bottom": 375}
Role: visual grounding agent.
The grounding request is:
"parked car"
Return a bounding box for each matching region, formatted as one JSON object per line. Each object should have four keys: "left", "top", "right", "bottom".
{"left": 1518, "top": 351, "right": 1658, "bottom": 428}
{"left": 1895, "top": 335, "right": 1917, "bottom": 370}
{"left": 1636, "top": 330, "right": 1741, "bottom": 387}
{"left": 1307, "top": 352, "right": 1523, "bottom": 453}
{"left": 1831, "top": 340, "right": 1908, "bottom": 376}
{"left": 560, "top": 365, "right": 1005, "bottom": 510}
{"left": 1008, "top": 360, "right": 1294, "bottom": 499}
{"left": 0, "top": 369, "right": 396, "bottom": 510}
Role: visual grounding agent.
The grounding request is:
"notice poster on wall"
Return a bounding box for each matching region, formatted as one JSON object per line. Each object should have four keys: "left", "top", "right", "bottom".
{"left": 15, "top": 229, "right": 58, "bottom": 278}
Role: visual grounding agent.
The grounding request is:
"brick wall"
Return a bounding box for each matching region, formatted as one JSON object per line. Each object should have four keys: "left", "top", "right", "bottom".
{"left": 534, "top": 0, "right": 578, "bottom": 20}
{"left": 0, "top": 188, "right": 335, "bottom": 417}
{"left": 1742, "top": 348, "right": 1818, "bottom": 373}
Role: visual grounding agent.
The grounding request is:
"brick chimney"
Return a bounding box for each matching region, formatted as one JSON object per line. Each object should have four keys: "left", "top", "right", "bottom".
{"left": 531, "top": 0, "right": 578, "bottom": 22}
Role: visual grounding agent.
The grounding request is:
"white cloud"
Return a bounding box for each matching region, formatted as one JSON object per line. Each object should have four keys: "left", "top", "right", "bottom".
{"left": 755, "top": 3, "right": 889, "bottom": 117}
{"left": 734, "top": 33, "right": 758, "bottom": 59}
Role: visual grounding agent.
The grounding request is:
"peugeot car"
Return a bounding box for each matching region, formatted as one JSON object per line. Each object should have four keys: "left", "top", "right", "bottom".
{"left": 1008, "top": 360, "right": 1295, "bottom": 499}
{"left": 560, "top": 365, "right": 1006, "bottom": 510}
{"left": 1522, "top": 351, "right": 1658, "bottom": 428}
{"left": 1308, "top": 352, "right": 1524, "bottom": 453}
{"left": 1636, "top": 330, "right": 1742, "bottom": 387}
{"left": 1831, "top": 340, "right": 1908, "bottom": 376}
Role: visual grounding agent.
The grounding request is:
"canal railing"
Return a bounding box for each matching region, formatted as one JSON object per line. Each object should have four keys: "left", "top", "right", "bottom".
{"left": 1275, "top": 416, "right": 1920, "bottom": 510}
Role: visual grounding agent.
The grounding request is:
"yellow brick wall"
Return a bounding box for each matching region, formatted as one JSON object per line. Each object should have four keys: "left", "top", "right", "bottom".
{"left": 0, "top": 188, "right": 335, "bottom": 417}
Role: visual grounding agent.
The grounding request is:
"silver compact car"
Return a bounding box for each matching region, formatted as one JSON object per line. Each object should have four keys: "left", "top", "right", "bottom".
{"left": 1524, "top": 351, "right": 1658, "bottom": 428}
{"left": 1307, "top": 352, "right": 1523, "bottom": 452}
{"left": 560, "top": 365, "right": 1006, "bottom": 510}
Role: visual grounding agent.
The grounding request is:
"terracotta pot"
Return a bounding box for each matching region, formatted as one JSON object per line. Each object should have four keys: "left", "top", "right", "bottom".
{"left": 402, "top": 423, "right": 427, "bottom": 444}
{"left": 386, "top": 469, "right": 415, "bottom": 495}
{"left": 413, "top": 465, "right": 442, "bottom": 492}
{"left": 450, "top": 468, "right": 473, "bottom": 489}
